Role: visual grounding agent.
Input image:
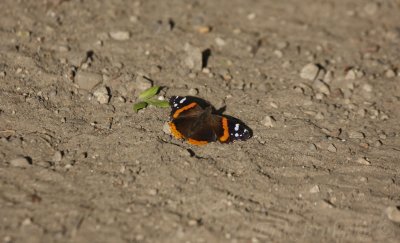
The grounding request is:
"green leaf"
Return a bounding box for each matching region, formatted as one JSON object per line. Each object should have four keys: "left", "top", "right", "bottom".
{"left": 138, "top": 86, "right": 161, "bottom": 100}
{"left": 146, "top": 99, "right": 170, "bottom": 108}
{"left": 133, "top": 101, "right": 148, "bottom": 112}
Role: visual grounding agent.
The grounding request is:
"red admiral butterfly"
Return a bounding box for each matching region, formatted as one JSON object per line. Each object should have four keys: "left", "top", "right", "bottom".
{"left": 168, "top": 96, "right": 252, "bottom": 145}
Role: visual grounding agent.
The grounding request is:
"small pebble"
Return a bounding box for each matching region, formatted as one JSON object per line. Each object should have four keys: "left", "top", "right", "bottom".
{"left": 276, "top": 41, "right": 289, "bottom": 49}
{"left": 75, "top": 71, "right": 102, "bottom": 90}
{"left": 364, "top": 2, "right": 379, "bottom": 15}
{"left": 309, "top": 143, "right": 317, "bottom": 151}
{"left": 359, "top": 142, "right": 369, "bottom": 149}
{"left": 348, "top": 131, "right": 365, "bottom": 139}
{"left": 300, "top": 63, "right": 320, "bottom": 80}
{"left": 148, "top": 189, "right": 158, "bottom": 196}
{"left": 316, "top": 199, "right": 334, "bottom": 209}
{"left": 356, "top": 157, "right": 371, "bottom": 165}
{"left": 150, "top": 65, "right": 161, "bottom": 74}
{"left": 313, "top": 79, "right": 330, "bottom": 95}
{"left": 282, "top": 60, "right": 292, "bottom": 68}
{"left": 309, "top": 185, "right": 320, "bottom": 193}
{"left": 0, "top": 71, "right": 6, "bottom": 77}
{"left": 315, "top": 93, "right": 324, "bottom": 100}
{"left": 109, "top": 31, "right": 130, "bottom": 41}
{"left": 274, "top": 50, "right": 283, "bottom": 58}
{"left": 215, "top": 37, "right": 226, "bottom": 46}
{"left": 93, "top": 86, "right": 110, "bottom": 104}
{"left": 261, "top": 116, "right": 276, "bottom": 128}
{"left": 52, "top": 151, "right": 63, "bottom": 162}
{"left": 163, "top": 122, "right": 171, "bottom": 135}
{"left": 188, "top": 219, "right": 198, "bottom": 226}
{"left": 385, "top": 69, "right": 396, "bottom": 78}
{"left": 247, "top": 13, "right": 256, "bottom": 20}
{"left": 385, "top": 206, "right": 400, "bottom": 223}
{"left": 315, "top": 112, "right": 324, "bottom": 120}
{"left": 327, "top": 144, "right": 337, "bottom": 153}
{"left": 196, "top": 26, "right": 212, "bottom": 34}
{"left": 184, "top": 43, "right": 203, "bottom": 71}
{"left": 345, "top": 68, "right": 364, "bottom": 80}
{"left": 374, "top": 140, "right": 383, "bottom": 147}
{"left": 188, "top": 88, "right": 199, "bottom": 96}
{"left": 362, "top": 84, "right": 373, "bottom": 92}
{"left": 345, "top": 69, "right": 356, "bottom": 80}
{"left": 9, "top": 156, "right": 32, "bottom": 168}
{"left": 323, "top": 70, "right": 334, "bottom": 83}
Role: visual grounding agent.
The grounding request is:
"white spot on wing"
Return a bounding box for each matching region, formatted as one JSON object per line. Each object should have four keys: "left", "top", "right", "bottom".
{"left": 179, "top": 97, "right": 186, "bottom": 104}
{"left": 234, "top": 123, "right": 240, "bottom": 131}
{"left": 235, "top": 133, "right": 239, "bottom": 137}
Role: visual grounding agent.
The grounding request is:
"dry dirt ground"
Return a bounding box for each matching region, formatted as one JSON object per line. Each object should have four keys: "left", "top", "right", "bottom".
{"left": 1, "top": 0, "right": 400, "bottom": 242}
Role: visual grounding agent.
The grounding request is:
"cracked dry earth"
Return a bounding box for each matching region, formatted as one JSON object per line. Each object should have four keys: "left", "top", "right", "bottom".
{"left": 1, "top": 0, "right": 400, "bottom": 242}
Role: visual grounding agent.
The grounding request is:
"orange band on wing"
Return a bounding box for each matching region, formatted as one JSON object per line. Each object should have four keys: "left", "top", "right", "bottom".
{"left": 188, "top": 138, "right": 209, "bottom": 146}
{"left": 219, "top": 117, "right": 230, "bottom": 142}
{"left": 169, "top": 122, "right": 184, "bottom": 139}
{"left": 172, "top": 102, "right": 197, "bottom": 119}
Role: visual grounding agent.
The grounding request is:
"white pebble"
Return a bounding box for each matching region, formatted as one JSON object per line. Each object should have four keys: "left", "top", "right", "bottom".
{"left": 274, "top": 50, "right": 283, "bottom": 58}
{"left": 93, "top": 86, "right": 110, "bottom": 104}
{"left": 356, "top": 157, "right": 371, "bottom": 165}
{"left": 188, "top": 88, "right": 199, "bottom": 96}
{"left": 52, "top": 151, "right": 63, "bottom": 162}
{"left": 163, "top": 122, "right": 171, "bottom": 135}
{"left": 261, "top": 116, "right": 276, "bottom": 128}
{"left": 385, "top": 206, "right": 400, "bottom": 223}
{"left": 9, "top": 156, "right": 31, "bottom": 168}
{"left": 362, "top": 84, "right": 373, "bottom": 92}
{"left": 313, "top": 79, "right": 330, "bottom": 95}
{"left": 309, "top": 185, "right": 320, "bottom": 193}
{"left": 385, "top": 69, "right": 396, "bottom": 78}
{"left": 364, "top": 2, "right": 379, "bottom": 15}
{"left": 215, "top": 37, "right": 226, "bottom": 46}
{"left": 109, "top": 31, "right": 130, "bottom": 41}
{"left": 184, "top": 43, "right": 203, "bottom": 71}
{"left": 300, "top": 63, "right": 320, "bottom": 80}
{"left": 348, "top": 131, "right": 365, "bottom": 139}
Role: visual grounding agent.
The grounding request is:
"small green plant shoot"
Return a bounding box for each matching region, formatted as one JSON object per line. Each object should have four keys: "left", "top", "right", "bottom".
{"left": 133, "top": 86, "right": 169, "bottom": 112}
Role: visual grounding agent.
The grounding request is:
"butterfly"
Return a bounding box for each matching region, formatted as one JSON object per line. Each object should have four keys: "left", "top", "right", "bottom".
{"left": 168, "top": 96, "right": 252, "bottom": 145}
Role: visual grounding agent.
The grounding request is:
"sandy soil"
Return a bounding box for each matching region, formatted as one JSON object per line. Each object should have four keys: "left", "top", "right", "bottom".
{"left": 1, "top": 0, "right": 400, "bottom": 242}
